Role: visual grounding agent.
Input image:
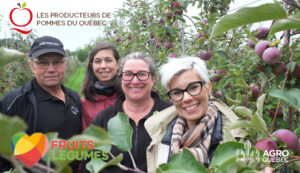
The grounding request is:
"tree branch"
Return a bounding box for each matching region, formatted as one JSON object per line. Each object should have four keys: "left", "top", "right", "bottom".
{"left": 271, "top": 44, "right": 294, "bottom": 132}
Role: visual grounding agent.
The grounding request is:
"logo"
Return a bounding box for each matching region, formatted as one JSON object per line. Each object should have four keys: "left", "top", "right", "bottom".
{"left": 235, "top": 141, "right": 289, "bottom": 164}
{"left": 50, "top": 140, "right": 108, "bottom": 161}
{"left": 11, "top": 132, "right": 48, "bottom": 167}
{"left": 9, "top": 2, "right": 33, "bottom": 34}
{"left": 11, "top": 132, "right": 108, "bottom": 168}
{"left": 71, "top": 106, "right": 79, "bottom": 115}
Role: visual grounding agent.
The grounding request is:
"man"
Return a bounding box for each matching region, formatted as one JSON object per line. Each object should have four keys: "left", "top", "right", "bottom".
{"left": 0, "top": 36, "right": 82, "bottom": 172}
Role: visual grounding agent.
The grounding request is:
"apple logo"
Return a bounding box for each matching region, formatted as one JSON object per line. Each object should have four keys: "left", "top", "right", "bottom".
{"left": 9, "top": 2, "right": 33, "bottom": 34}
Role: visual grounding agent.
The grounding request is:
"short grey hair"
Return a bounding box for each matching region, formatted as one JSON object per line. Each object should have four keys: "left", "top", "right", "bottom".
{"left": 159, "top": 57, "right": 210, "bottom": 90}
{"left": 118, "top": 52, "right": 156, "bottom": 77}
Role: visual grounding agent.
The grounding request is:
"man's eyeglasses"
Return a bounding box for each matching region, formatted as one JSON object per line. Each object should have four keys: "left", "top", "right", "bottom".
{"left": 167, "top": 81, "right": 205, "bottom": 102}
{"left": 31, "top": 59, "right": 66, "bottom": 69}
{"left": 121, "top": 71, "right": 151, "bottom": 81}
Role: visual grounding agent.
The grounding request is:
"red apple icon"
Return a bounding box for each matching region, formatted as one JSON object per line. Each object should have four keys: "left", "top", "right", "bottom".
{"left": 9, "top": 2, "right": 33, "bottom": 34}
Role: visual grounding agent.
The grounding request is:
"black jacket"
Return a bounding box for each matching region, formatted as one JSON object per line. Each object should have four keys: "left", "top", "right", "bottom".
{"left": 81, "top": 92, "right": 172, "bottom": 173}
{"left": 0, "top": 79, "right": 82, "bottom": 134}
{"left": 0, "top": 79, "right": 82, "bottom": 172}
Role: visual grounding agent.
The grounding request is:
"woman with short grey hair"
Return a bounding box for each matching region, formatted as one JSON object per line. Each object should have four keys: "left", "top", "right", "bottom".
{"left": 145, "top": 56, "right": 246, "bottom": 172}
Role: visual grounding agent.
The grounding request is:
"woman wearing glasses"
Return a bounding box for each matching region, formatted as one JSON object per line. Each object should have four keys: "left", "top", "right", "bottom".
{"left": 82, "top": 52, "right": 172, "bottom": 172}
{"left": 81, "top": 42, "right": 122, "bottom": 130}
{"left": 145, "top": 57, "right": 245, "bottom": 172}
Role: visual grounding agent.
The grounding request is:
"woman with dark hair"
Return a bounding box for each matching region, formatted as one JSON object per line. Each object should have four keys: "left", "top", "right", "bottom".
{"left": 81, "top": 42, "right": 121, "bottom": 130}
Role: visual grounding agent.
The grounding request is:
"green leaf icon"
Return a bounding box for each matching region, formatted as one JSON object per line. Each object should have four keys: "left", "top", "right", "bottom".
{"left": 22, "top": 2, "right": 27, "bottom": 8}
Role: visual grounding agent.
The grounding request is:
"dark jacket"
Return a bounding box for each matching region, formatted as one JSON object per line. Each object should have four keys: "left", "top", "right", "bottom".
{"left": 0, "top": 79, "right": 82, "bottom": 134}
{"left": 81, "top": 92, "right": 172, "bottom": 173}
{"left": 0, "top": 79, "right": 82, "bottom": 172}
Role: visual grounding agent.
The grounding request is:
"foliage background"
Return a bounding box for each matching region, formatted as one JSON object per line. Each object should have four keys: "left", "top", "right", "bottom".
{"left": 0, "top": 0, "right": 299, "bottom": 172}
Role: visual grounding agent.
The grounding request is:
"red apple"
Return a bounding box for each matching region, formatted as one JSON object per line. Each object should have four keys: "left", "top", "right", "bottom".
{"left": 171, "top": 1, "right": 180, "bottom": 9}
{"left": 215, "top": 91, "right": 222, "bottom": 98}
{"left": 175, "top": 9, "right": 183, "bottom": 15}
{"left": 272, "top": 129, "right": 299, "bottom": 153}
{"left": 258, "top": 65, "right": 264, "bottom": 72}
{"left": 165, "top": 10, "right": 173, "bottom": 19}
{"left": 262, "top": 47, "right": 281, "bottom": 65}
{"left": 247, "top": 39, "right": 255, "bottom": 48}
{"left": 169, "top": 52, "right": 177, "bottom": 58}
{"left": 216, "top": 70, "right": 227, "bottom": 75}
{"left": 199, "top": 50, "right": 212, "bottom": 61}
{"left": 255, "top": 40, "right": 270, "bottom": 57}
{"left": 254, "top": 27, "right": 270, "bottom": 39}
{"left": 271, "top": 63, "right": 286, "bottom": 75}
{"left": 255, "top": 138, "right": 278, "bottom": 152}
{"left": 268, "top": 108, "right": 283, "bottom": 118}
{"left": 198, "top": 33, "right": 203, "bottom": 38}
{"left": 164, "top": 40, "right": 173, "bottom": 49}
{"left": 251, "top": 85, "right": 259, "bottom": 98}
{"left": 290, "top": 64, "right": 300, "bottom": 78}
{"left": 159, "top": 18, "right": 166, "bottom": 24}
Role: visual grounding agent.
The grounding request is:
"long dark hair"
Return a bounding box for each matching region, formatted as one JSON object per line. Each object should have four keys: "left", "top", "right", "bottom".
{"left": 81, "top": 42, "right": 121, "bottom": 101}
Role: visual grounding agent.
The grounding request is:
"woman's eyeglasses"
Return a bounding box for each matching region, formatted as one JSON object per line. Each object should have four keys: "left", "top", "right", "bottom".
{"left": 121, "top": 71, "right": 151, "bottom": 81}
{"left": 167, "top": 81, "right": 205, "bottom": 102}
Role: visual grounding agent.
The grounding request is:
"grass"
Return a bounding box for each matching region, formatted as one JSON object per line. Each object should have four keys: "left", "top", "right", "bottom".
{"left": 64, "top": 66, "right": 85, "bottom": 93}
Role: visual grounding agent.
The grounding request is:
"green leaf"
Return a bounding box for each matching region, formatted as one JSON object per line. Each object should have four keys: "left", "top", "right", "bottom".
{"left": 210, "top": 3, "right": 286, "bottom": 39}
{"left": 0, "top": 113, "right": 27, "bottom": 155}
{"left": 230, "top": 120, "right": 253, "bottom": 130}
{"left": 210, "top": 142, "right": 266, "bottom": 172}
{"left": 166, "top": 26, "right": 174, "bottom": 36}
{"left": 260, "top": 73, "right": 268, "bottom": 90}
{"left": 42, "top": 132, "right": 58, "bottom": 165}
{"left": 57, "top": 165, "right": 72, "bottom": 173}
{"left": 223, "top": 129, "right": 236, "bottom": 142}
{"left": 83, "top": 124, "right": 112, "bottom": 148}
{"left": 270, "top": 14, "right": 300, "bottom": 35}
{"left": 225, "top": 95, "right": 241, "bottom": 105}
{"left": 22, "top": 2, "right": 27, "bottom": 8}
{"left": 251, "top": 112, "right": 268, "bottom": 132}
{"left": 269, "top": 88, "right": 300, "bottom": 112}
{"left": 157, "top": 148, "right": 208, "bottom": 173}
{"left": 94, "top": 144, "right": 111, "bottom": 153}
{"left": 233, "top": 106, "right": 252, "bottom": 118}
{"left": 290, "top": 161, "right": 300, "bottom": 172}
{"left": 210, "top": 142, "right": 244, "bottom": 171}
{"left": 191, "top": 16, "right": 201, "bottom": 20}
{"left": 108, "top": 112, "right": 133, "bottom": 151}
{"left": 86, "top": 154, "right": 123, "bottom": 173}
{"left": 216, "top": 50, "right": 230, "bottom": 59}
{"left": 256, "top": 94, "right": 266, "bottom": 117}
{"left": 175, "top": 15, "right": 185, "bottom": 22}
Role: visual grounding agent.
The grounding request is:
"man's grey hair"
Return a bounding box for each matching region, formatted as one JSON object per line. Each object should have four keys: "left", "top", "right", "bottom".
{"left": 159, "top": 57, "right": 210, "bottom": 90}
